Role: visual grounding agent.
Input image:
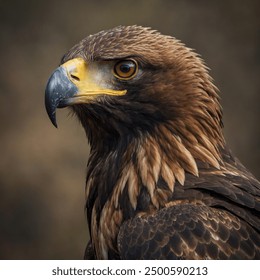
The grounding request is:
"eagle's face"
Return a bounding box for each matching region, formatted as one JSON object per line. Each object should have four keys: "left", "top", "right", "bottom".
{"left": 45, "top": 26, "right": 223, "bottom": 153}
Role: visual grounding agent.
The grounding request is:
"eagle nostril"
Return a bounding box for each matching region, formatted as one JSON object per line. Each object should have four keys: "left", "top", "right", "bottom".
{"left": 71, "top": 74, "right": 80, "bottom": 81}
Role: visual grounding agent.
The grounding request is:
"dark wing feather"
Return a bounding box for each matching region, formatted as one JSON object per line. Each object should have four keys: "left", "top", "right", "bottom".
{"left": 84, "top": 241, "right": 96, "bottom": 259}
{"left": 118, "top": 204, "right": 260, "bottom": 259}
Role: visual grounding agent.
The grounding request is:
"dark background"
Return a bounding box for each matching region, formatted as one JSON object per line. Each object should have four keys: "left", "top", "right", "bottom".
{"left": 0, "top": 0, "right": 259, "bottom": 259}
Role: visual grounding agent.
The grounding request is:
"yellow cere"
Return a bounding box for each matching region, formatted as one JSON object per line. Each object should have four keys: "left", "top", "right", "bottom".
{"left": 61, "top": 58, "right": 127, "bottom": 98}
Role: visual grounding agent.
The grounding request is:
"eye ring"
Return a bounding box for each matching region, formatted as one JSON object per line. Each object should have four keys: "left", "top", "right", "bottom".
{"left": 113, "top": 59, "right": 138, "bottom": 80}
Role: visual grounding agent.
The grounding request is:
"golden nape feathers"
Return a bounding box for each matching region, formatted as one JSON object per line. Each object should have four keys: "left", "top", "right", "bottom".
{"left": 45, "top": 26, "right": 260, "bottom": 259}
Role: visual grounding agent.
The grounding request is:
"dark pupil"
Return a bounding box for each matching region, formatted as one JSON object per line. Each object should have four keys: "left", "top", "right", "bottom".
{"left": 120, "top": 63, "right": 131, "bottom": 73}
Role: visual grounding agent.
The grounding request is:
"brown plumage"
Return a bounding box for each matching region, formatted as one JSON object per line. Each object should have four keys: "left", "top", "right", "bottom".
{"left": 45, "top": 25, "right": 260, "bottom": 259}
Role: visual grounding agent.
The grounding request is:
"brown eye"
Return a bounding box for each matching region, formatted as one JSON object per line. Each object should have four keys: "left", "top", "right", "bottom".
{"left": 113, "top": 59, "right": 138, "bottom": 80}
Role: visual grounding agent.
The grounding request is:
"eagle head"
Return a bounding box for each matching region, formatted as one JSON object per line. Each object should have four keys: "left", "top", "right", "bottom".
{"left": 45, "top": 26, "right": 224, "bottom": 161}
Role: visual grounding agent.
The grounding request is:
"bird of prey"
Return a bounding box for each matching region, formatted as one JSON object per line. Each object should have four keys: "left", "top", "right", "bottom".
{"left": 45, "top": 26, "right": 260, "bottom": 259}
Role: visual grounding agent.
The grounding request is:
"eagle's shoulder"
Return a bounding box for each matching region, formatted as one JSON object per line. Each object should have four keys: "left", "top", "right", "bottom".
{"left": 118, "top": 203, "right": 260, "bottom": 260}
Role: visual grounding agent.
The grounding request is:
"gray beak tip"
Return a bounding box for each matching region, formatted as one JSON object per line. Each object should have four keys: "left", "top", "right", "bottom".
{"left": 45, "top": 66, "right": 77, "bottom": 128}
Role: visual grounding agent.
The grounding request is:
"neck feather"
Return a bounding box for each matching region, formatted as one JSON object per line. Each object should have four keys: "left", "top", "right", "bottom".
{"left": 85, "top": 121, "right": 224, "bottom": 258}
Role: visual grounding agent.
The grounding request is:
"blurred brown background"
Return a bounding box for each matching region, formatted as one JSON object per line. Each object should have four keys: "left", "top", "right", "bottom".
{"left": 0, "top": 0, "right": 259, "bottom": 259}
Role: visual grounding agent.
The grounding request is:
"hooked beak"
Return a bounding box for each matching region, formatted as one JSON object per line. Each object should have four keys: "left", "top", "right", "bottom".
{"left": 45, "top": 66, "right": 78, "bottom": 127}
{"left": 45, "top": 58, "right": 127, "bottom": 127}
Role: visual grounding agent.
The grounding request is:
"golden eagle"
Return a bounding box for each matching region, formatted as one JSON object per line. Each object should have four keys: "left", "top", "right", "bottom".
{"left": 45, "top": 26, "right": 260, "bottom": 259}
